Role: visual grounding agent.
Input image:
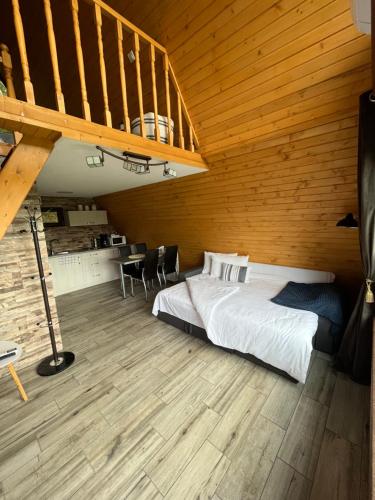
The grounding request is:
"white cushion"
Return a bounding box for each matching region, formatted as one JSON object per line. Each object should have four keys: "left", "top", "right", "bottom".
{"left": 210, "top": 255, "right": 249, "bottom": 278}
{"left": 202, "top": 251, "right": 237, "bottom": 274}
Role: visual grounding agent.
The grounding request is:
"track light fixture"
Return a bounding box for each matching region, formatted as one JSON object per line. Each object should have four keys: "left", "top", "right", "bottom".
{"left": 95, "top": 146, "right": 173, "bottom": 177}
{"left": 163, "top": 166, "right": 177, "bottom": 178}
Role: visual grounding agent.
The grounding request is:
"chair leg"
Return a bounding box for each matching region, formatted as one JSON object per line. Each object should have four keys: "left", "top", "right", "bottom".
{"left": 8, "top": 363, "right": 28, "bottom": 401}
{"left": 162, "top": 269, "right": 167, "bottom": 288}
{"left": 143, "top": 278, "right": 148, "bottom": 301}
{"left": 130, "top": 277, "right": 135, "bottom": 297}
{"left": 157, "top": 273, "right": 162, "bottom": 289}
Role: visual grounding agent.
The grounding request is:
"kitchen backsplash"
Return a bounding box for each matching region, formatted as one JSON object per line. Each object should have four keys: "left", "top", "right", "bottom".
{"left": 42, "top": 196, "right": 115, "bottom": 253}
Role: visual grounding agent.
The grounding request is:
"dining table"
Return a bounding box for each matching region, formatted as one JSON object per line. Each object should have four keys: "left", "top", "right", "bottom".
{"left": 110, "top": 253, "right": 164, "bottom": 298}
{"left": 110, "top": 254, "right": 145, "bottom": 299}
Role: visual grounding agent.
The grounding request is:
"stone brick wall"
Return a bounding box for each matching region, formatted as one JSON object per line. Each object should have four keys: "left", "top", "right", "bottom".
{"left": 42, "top": 196, "right": 115, "bottom": 253}
{"left": 0, "top": 194, "right": 62, "bottom": 370}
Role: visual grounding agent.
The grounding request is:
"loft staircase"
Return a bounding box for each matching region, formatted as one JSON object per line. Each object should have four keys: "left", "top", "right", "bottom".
{"left": 0, "top": 0, "right": 206, "bottom": 240}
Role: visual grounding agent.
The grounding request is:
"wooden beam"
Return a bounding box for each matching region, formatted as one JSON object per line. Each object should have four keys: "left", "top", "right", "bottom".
{"left": 0, "top": 144, "right": 14, "bottom": 157}
{"left": 0, "top": 96, "right": 208, "bottom": 169}
{"left": 81, "top": 0, "right": 167, "bottom": 53}
{"left": 0, "top": 133, "right": 60, "bottom": 240}
{"left": 168, "top": 63, "right": 199, "bottom": 150}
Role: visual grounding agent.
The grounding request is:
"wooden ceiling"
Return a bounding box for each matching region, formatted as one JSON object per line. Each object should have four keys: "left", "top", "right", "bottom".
{"left": 96, "top": 0, "right": 371, "bottom": 288}
{"left": 1, "top": 0, "right": 371, "bottom": 286}
{"left": 1, "top": 0, "right": 370, "bottom": 159}
{"left": 103, "top": 0, "right": 371, "bottom": 158}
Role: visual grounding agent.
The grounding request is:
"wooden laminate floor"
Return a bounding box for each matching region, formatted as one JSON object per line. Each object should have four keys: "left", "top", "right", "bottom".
{"left": 0, "top": 281, "right": 370, "bottom": 500}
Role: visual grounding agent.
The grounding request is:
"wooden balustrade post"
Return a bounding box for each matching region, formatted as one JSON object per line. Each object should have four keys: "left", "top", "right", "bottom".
{"left": 189, "top": 125, "right": 195, "bottom": 153}
{"left": 71, "top": 0, "right": 91, "bottom": 121}
{"left": 116, "top": 20, "right": 130, "bottom": 133}
{"left": 0, "top": 44, "right": 16, "bottom": 98}
{"left": 149, "top": 44, "right": 160, "bottom": 142}
{"left": 11, "top": 0, "right": 35, "bottom": 103}
{"left": 177, "top": 93, "right": 184, "bottom": 149}
{"left": 163, "top": 54, "right": 173, "bottom": 146}
{"left": 134, "top": 33, "right": 145, "bottom": 138}
{"left": 94, "top": 3, "right": 112, "bottom": 127}
{"left": 43, "top": 0, "right": 65, "bottom": 113}
{"left": 168, "top": 63, "right": 198, "bottom": 151}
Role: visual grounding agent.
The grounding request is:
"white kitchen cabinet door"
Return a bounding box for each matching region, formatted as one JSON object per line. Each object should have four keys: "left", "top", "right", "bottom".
{"left": 67, "top": 210, "right": 108, "bottom": 227}
{"left": 84, "top": 251, "right": 103, "bottom": 286}
{"left": 50, "top": 254, "right": 84, "bottom": 295}
{"left": 98, "top": 248, "right": 120, "bottom": 282}
{"left": 49, "top": 248, "right": 120, "bottom": 296}
{"left": 49, "top": 257, "right": 65, "bottom": 296}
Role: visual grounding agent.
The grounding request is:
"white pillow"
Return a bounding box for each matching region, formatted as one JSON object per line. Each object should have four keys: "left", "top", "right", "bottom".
{"left": 202, "top": 251, "right": 237, "bottom": 274}
{"left": 210, "top": 255, "right": 249, "bottom": 278}
{"left": 245, "top": 265, "right": 252, "bottom": 283}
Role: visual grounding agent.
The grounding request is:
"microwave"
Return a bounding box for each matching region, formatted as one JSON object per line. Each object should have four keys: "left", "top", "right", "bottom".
{"left": 109, "top": 234, "right": 126, "bottom": 246}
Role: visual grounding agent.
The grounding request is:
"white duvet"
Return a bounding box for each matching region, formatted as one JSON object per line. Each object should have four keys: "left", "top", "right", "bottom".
{"left": 153, "top": 273, "right": 319, "bottom": 383}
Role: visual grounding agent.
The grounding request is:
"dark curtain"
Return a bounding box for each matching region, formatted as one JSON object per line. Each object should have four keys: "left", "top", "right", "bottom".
{"left": 336, "top": 90, "right": 375, "bottom": 384}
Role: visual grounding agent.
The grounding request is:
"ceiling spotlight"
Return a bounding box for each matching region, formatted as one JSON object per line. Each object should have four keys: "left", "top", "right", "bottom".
{"left": 123, "top": 158, "right": 150, "bottom": 175}
{"left": 163, "top": 166, "right": 177, "bottom": 178}
{"left": 86, "top": 154, "right": 104, "bottom": 168}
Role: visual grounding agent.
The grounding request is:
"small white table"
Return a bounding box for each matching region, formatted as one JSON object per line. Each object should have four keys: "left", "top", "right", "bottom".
{"left": 0, "top": 341, "right": 28, "bottom": 401}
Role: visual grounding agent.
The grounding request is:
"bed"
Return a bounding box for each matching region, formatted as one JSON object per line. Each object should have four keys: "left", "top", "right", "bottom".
{"left": 152, "top": 262, "right": 336, "bottom": 383}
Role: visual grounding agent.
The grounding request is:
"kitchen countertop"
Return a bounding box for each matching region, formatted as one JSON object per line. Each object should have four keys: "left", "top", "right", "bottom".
{"left": 48, "top": 245, "right": 126, "bottom": 258}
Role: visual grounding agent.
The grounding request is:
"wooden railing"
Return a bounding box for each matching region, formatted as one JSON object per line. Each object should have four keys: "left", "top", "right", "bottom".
{"left": 2, "top": 0, "right": 199, "bottom": 152}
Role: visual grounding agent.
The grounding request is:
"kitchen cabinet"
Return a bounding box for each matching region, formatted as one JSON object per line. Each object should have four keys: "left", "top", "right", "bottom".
{"left": 66, "top": 210, "right": 108, "bottom": 227}
{"left": 49, "top": 247, "right": 120, "bottom": 296}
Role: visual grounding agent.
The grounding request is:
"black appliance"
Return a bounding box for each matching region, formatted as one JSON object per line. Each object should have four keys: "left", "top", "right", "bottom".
{"left": 99, "top": 233, "right": 110, "bottom": 248}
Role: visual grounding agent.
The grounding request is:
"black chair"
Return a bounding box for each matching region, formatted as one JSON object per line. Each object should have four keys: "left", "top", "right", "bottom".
{"left": 120, "top": 245, "right": 137, "bottom": 292}
{"left": 129, "top": 249, "right": 161, "bottom": 301}
{"left": 130, "top": 242, "right": 148, "bottom": 270}
{"left": 159, "top": 245, "right": 178, "bottom": 287}
{"left": 130, "top": 242, "right": 147, "bottom": 254}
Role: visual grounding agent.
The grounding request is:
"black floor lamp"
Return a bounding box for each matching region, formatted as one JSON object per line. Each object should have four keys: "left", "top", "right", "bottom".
{"left": 24, "top": 205, "right": 75, "bottom": 376}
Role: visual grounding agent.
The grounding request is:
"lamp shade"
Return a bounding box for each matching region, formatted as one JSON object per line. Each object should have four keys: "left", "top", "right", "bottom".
{"left": 336, "top": 213, "right": 358, "bottom": 228}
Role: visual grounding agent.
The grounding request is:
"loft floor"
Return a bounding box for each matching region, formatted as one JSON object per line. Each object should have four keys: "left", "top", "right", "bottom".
{"left": 0, "top": 281, "right": 369, "bottom": 499}
{"left": 0, "top": 96, "right": 207, "bottom": 170}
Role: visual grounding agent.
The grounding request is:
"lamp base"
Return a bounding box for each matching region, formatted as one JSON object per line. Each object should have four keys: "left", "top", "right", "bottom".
{"left": 37, "top": 351, "right": 75, "bottom": 376}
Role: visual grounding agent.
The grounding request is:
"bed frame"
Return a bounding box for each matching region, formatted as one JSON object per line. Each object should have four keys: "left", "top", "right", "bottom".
{"left": 157, "top": 311, "right": 335, "bottom": 384}
{"left": 158, "top": 265, "right": 338, "bottom": 383}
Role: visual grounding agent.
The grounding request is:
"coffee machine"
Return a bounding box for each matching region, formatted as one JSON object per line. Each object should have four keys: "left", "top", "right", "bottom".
{"left": 99, "top": 233, "right": 110, "bottom": 248}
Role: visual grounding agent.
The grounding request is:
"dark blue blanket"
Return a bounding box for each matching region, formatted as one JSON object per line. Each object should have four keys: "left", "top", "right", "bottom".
{"left": 271, "top": 282, "right": 344, "bottom": 336}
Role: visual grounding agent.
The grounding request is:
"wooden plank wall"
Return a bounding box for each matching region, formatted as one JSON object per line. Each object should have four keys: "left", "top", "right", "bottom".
{"left": 97, "top": 0, "right": 371, "bottom": 291}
